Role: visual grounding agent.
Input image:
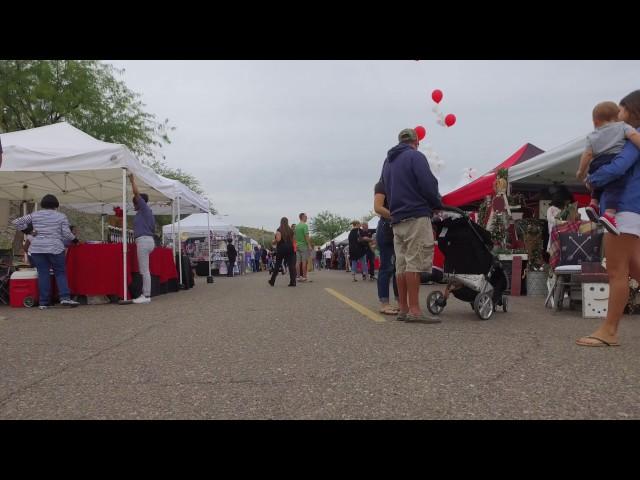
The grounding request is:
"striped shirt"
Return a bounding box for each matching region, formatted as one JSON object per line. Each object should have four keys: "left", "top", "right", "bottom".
{"left": 13, "top": 210, "right": 76, "bottom": 255}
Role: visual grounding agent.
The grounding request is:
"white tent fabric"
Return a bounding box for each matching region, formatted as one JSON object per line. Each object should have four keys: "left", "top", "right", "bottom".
{"left": 321, "top": 216, "right": 379, "bottom": 249}
{"left": 66, "top": 200, "right": 200, "bottom": 216}
{"left": 508, "top": 136, "right": 586, "bottom": 186}
{"left": 0, "top": 123, "right": 175, "bottom": 204}
{"left": 67, "top": 179, "right": 208, "bottom": 215}
{"left": 162, "top": 213, "right": 240, "bottom": 237}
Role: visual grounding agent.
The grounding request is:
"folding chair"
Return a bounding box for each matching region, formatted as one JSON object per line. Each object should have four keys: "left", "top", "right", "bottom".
{"left": 545, "top": 228, "right": 603, "bottom": 311}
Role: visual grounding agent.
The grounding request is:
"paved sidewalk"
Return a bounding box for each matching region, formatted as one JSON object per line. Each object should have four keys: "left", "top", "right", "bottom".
{"left": 1, "top": 270, "right": 639, "bottom": 419}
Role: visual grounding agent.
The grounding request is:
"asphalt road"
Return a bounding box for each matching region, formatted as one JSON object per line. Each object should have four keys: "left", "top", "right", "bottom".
{"left": 1, "top": 269, "right": 639, "bottom": 419}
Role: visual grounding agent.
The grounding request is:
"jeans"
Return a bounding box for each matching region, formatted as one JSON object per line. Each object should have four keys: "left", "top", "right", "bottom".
{"left": 136, "top": 236, "right": 155, "bottom": 297}
{"left": 227, "top": 260, "right": 236, "bottom": 277}
{"left": 351, "top": 256, "right": 368, "bottom": 276}
{"left": 376, "top": 224, "right": 398, "bottom": 303}
{"left": 30, "top": 252, "right": 71, "bottom": 306}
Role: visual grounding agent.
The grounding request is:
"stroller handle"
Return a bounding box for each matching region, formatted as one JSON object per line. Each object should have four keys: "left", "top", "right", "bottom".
{"left": 434, "top": 205, "right": 466, "bottom": 216}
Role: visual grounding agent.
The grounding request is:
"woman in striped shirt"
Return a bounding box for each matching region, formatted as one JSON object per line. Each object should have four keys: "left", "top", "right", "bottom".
{"left": 13, "top": 194, "right": 80, "bottom": 309}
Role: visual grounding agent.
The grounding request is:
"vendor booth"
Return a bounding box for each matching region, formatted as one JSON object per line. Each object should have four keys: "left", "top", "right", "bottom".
{"left": 442, "top": 143, "right": 544, "bottom": 208}
{"left": 0, "top": 122, "right": 210, "bottom": 303}
{"left": 162, "top": 213, "right": 241, "bottom": 276}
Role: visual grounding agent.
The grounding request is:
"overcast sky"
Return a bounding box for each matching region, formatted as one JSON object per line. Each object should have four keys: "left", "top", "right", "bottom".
{"left": 108, "top": 60, "right": 640, "bottom": 231}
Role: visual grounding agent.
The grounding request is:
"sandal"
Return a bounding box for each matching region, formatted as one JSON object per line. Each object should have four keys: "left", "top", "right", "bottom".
{"left": 576, "top": 335, "right": 620, "bottom": 347}
{"left": 379, "top": 305, "right": 400, "bottom": 315}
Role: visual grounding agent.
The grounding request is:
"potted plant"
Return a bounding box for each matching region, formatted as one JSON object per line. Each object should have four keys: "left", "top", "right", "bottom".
{"left": 516, "top": 218, "right": 547, "bottom": 295}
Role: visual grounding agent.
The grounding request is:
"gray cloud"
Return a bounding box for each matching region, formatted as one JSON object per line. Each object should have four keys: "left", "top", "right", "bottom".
{"left": 109, "top": 60, "right": 640, "bottom": 230}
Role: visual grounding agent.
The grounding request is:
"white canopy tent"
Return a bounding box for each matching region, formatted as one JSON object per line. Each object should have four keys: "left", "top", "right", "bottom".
{"left": 508, "top": 136, "right": 586, "bottom": 187}
{"left": 162, "top": 213, "right": 240, "bottom": 238}
{"left": 0, "top": 122, "right": 211, "bottom": 299}
{"left": 321, "top": 216, "right": 379, "bottom": 249}
{"left": 0, "top": 123, "right": 172, "bottom": 204}
{"left": 163, "top": 213, "right": 240, "bottom": 277}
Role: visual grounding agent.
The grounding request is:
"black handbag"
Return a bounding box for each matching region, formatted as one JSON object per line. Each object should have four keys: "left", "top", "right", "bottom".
{"left": 21, "top": 222, "right": 34, "bottom": 235}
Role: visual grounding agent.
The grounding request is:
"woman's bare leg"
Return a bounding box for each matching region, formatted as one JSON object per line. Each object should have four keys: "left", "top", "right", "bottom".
{"left": 577, "top": 234, "right": 637, "bottom": 345}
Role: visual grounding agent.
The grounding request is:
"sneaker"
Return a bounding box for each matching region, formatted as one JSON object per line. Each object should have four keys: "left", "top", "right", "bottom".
{"left": 39, "top": 305, "right": 49, "bottom": 310}
{"left": 585, "top": 205, "right": 599, "bottom": 223}
{"left": 132, "top": 296, "right": 151, "bottom": 304}
{"left": 288, "top": 283, "right": 296, "bottom": 287}
{"left": 599, "top": 213, "right": 620, "bottom": 235}
{"left": 268, "top": 279, "right": 275, "bottom": 287}
{"left": 60, "top": 299, "right": 80, "bottom": 307}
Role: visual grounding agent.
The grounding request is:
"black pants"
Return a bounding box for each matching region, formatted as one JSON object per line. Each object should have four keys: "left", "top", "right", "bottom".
{"left": 227, "top": 259, "right": 236, "bottom": 277}
{"left": 270, "top": 246, "right": 296, "bottom": 285}
{"left": 366, "top": 249, "right": 375, "bottom": 277}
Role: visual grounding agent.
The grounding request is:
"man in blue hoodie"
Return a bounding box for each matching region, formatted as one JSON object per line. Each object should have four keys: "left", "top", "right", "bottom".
{"left": 381, "top": 128, "right": 442, "bottom": 323}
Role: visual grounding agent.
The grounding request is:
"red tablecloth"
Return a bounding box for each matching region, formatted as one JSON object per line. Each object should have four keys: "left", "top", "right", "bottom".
{"left": 66, "top": 244, "right": 177, "bottom": 297}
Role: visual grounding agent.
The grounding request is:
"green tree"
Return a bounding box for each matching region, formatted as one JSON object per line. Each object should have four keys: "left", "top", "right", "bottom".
{"left": 146, "top": 158, "right": 205, "bottom": 195}
{"left": 311, "top": 234, "right": 328, "bottom": 246}
{"left": 238, "top": 226, "right": 275, "bottom": 249}
{"left": 309, "top": 210, "right": 352, "bottom": 243}
{"left": 0, "top": 60, "right": 203, "bottom": 195}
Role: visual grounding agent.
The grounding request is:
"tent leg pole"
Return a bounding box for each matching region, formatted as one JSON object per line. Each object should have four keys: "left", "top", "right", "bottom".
{"left": 178, "top": 196, "right": 183, "bottom": 288}
{"left": 119, "top": 168, "right": 131, "bottom": 304}
{"left": 207, "top": 199, "right": 213, "bottom": 284}
{"left": 171, "top": 201, "right": 176, "bottom": 258}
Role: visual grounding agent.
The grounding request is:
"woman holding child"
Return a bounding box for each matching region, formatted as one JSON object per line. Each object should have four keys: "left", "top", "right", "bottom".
{"left": 576, "top": 90, "right": 640, "bottom": 347}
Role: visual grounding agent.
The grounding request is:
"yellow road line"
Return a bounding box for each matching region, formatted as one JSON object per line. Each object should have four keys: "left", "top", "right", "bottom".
{"left": 324, "top": 288, "right": 385, "bottom": 323}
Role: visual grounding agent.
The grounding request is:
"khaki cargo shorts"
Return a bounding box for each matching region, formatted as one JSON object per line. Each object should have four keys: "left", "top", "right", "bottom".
{"left": 297, "top": 248, "right": 311, "bottom": 263}
{"left": 392, "top": 216, "right": 434, "bottom": 275}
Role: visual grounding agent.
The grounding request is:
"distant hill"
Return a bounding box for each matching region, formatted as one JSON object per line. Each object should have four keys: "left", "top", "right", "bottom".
{"left": 238, "top": 226, "right": 275, "bottom": 248}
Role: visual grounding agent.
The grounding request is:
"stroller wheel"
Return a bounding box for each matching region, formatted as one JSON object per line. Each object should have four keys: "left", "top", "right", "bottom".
{"left": 426, "top": 291, "right": 445, "bottom": 315}
{"left": 473, "top": 292, "right": 494, "bottom": 320}
{"left": 502, "top": 295, "right": 508, "bottom": 313}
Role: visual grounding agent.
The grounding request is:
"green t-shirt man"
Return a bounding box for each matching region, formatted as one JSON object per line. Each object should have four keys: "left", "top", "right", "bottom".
{"left": 295, "top": 222, "right": 309, "bottom": 250}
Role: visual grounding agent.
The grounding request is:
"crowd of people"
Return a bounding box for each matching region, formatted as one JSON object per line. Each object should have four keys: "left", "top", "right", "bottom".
{"left": 7, "top": 88, "right": 640, "bottom": 350}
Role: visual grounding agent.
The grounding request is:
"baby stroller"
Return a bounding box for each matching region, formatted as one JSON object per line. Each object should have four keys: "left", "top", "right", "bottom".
{"left": 426, "top": 206, "right": 509, "bottom": 320}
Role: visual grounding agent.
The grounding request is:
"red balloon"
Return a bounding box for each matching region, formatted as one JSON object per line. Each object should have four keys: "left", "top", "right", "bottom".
{"left": 431, "top": 89, "right": 443, "bottom": 104}
{"left": 414, "top": 125, "right": 426, "bottom": 140}
{"left": 445, "top": 114, "right": 456, "bottom": 127}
